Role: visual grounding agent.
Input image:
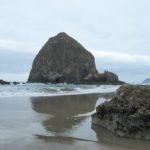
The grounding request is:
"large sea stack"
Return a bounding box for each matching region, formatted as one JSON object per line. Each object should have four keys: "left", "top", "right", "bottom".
{"left": 28, "top": 32, "right": 122, "bottom": 84}
{"left": 92, "top": 84, "right": 150, "bottom": 140}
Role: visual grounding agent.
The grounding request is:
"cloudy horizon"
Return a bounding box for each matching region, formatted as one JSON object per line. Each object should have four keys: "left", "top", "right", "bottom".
{"left": 0, "top": 0, "right": 150, "bottom": 83}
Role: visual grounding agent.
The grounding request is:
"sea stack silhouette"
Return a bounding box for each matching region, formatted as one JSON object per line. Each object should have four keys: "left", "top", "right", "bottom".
{"left": 28, "top": 32, "right": 122, "bottom": 84}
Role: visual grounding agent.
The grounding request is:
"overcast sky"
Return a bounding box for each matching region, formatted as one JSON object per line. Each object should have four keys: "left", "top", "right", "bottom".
{"left": 0, "top": 0, "right": 150, "bottom": 83}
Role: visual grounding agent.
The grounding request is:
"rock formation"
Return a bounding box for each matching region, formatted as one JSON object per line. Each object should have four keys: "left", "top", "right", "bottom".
{"left": 0, "top": 80, "right": 10, "bottom": 85}
{"left": 28, "top": 32, "right": 122, "bottom": 84}
{"left": 92, "top": 84, "right": 150, "bottom": 140}
{"left": 0, "top": 80, "right": 24, "bottom": 85}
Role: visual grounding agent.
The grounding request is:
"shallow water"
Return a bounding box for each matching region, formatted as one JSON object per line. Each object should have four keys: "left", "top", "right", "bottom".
{"left": 0, "top": 83, "right": 120, "bottom": 97}
{"left": 0, "top": 94, "right": 150, "bottom": 150}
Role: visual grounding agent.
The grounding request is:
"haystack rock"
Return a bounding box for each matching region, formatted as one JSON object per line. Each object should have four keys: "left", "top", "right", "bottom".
{"left": 92, "top": 84, "right": 150, "bottom": 140}
{"left": 28, "top": 32, "right": 122, "bottom": 84}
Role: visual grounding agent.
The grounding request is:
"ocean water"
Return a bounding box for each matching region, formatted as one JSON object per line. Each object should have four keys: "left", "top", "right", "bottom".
{"left": 0, "top": 83, "right": 120, "bottom": 97}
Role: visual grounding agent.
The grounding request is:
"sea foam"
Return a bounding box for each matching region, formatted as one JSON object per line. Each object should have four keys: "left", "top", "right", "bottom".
{"left": 0, "top": 83, "right": 120, "bottom": 97}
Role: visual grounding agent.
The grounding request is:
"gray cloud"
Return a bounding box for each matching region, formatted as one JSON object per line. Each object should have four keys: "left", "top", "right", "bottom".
{"left": 0, "top": 0, "right": 150, "bottom": 82}
{"left": 0, "top": 49, "right": 34, "bottom": 73}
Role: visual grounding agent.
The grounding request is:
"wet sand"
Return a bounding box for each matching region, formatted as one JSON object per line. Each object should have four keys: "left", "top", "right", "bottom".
{"left": 0, "top": 93, "right": 150, "bottom": 150}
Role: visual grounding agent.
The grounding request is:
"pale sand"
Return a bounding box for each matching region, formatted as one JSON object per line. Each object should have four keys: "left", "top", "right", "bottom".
{"left": 0, "top": 93, "right": 150, "bottom": 150}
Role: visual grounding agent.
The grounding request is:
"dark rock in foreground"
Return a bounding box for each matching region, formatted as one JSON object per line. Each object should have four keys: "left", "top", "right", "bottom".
{"left": 28, "top": 32, "right": 123, "bottom": 84}
{"left": 0, "top": 80, "right": 10, "bottom": 85}
{"left": 92, "top": 84, "right": 150, "bottom": 140}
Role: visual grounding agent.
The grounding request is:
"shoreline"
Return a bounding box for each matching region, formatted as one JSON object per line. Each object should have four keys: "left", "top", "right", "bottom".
{"left": 0, "top": 83, "right": 120, "bottom": 98}
{"left": 0, "top": 91, "right": 115, "bottom": 98}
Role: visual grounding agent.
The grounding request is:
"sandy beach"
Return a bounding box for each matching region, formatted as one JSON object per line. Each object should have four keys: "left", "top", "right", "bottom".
{"left": 0, "top": 93, "right": 150, "bottom": 150}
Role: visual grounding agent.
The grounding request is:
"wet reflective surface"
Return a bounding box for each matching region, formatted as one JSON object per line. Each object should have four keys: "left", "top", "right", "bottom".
{"left": 31, "top": 94, "right": 103, "bottom": 141}
{"left": 0, "top": 94, "right": 150, "bottom": 150}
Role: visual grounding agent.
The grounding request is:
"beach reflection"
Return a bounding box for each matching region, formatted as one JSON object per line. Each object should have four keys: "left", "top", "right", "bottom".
{"left": 31, "top": 94, "right": 99, "bottom": 134}
{"left": 31, "top": 94, "right": 150, "bottom": 150}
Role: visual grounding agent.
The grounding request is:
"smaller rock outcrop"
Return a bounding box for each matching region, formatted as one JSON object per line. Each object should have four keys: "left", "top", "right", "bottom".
{"left": 92, "top": 84, "right": 150, "bottom": 140}
{"left": 0, "top": 80, "right": 10, "bottom": 85}
{"left": 98, "top": 71, "right": 120, "bottom": 84}
{"left": 12, "top": 81, "right": 20, "bottom": 85}
{"left": 0, "top": 80, "right": 25, "bottom": 85}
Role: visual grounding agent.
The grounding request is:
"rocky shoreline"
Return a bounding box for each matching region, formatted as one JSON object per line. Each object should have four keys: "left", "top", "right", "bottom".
{"left": 92, "top": 84, "right": 150, "bottom": 140}
{"left": 0, "top": 79, "right": 24, "bottom": 85}
{"left": 0, "top": 80, "right": 10, "bottom": 85}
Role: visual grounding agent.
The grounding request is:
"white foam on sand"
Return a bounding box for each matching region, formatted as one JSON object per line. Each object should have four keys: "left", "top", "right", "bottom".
{"left": 0, "top": 83, "right": 120, "bottom": 97}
